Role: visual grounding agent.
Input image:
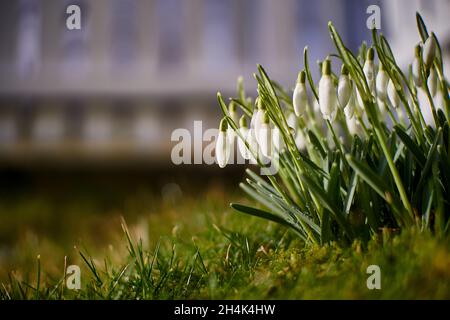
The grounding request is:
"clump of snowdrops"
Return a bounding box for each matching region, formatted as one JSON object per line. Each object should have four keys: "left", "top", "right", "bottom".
{"left": 215, "top": 13, "right": 449, "bottom": 246}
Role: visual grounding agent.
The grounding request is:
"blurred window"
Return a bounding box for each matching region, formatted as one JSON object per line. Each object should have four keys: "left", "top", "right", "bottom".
{"left": 203, "top": 0, "right": 236, "bottom": 69}
{"left": 17, "top": 0, "right": 41, "bottom": 78}
{"left": 157, "top": 0, "right": 185, "bottom": 70}
{"left": 62, "top": 0, "right": 89, "bottom": 77}
{"left": 111, "top": 0, "right": 138, "bottom": 68}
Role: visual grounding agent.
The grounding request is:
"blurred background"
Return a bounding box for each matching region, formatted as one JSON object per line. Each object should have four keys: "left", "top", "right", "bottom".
{"left": 0, "top": 0, "right": 449, "bottom": 278}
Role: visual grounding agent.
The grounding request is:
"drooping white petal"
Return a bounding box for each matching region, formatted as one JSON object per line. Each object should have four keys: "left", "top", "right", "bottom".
{"left": 293, "top": 83, "right": 308, "bottom": 117}
{"left": 318, "top": 75, "right": 337, "bottom": 120}
{"left": 387, "top": 79, "right": 400, "bottom": 108}
{"left": 258, "top": 123, "right": 272, "bottom": 158}
{"left": 344, "top": 89, "right": 356, "bottom": 119}
{"left": 295, "top": 129, "right": 307, "bottom": 151}
{"left": 376, "top": 68, "right": 389, "bottom": 101}
{"left": 247, "top": 128, "right": 258, "bottom": 163}
{"left": 428, "top": 67, "right": 438, "bottom": 97}
{"left": 346, "top": 115, "right": 363, "bottom": 137}
{"left": 238, "top": 127, "right": 251, "bottom": 160}
{"left": 423, "top": 35, "right": 436, "bottom": 69}
{"left": 338, "top": 74, "right": 352, "bottom": 108}
{"left": 216, "top": 131, "right": 230, "bottom": 168}
{"left": 356, "top": 88, "right": 364, "bottom": 109}
{"left": 287, "top": 112, "right": 297, "bottom": 129}
{"left": 272, "top": 127, "right": 285, "bottom": 152}
{"left": 412, "top": 56, "right": 422, "bottom": 87}
{"left": 363, "top": 59, "right": 375, "bottom": 95}
{"left": 254, "top": 108, "right": 265, "bottom": 145}
{"left": 376, "top": 97, "right": 388, "bottom": 116}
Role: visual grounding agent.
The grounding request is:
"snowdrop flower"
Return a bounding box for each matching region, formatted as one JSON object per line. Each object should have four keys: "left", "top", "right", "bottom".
{"left": 376, "top": 62, "right": 389, "bottom": 102}
{"left": 363, "top": 48, "right": 376, "bottom": 95}
{"left": 376, "top": 97, "right": 388, "bottom": 116}
{"left": 272, "top": 126, "right": 285, "bottom": 152}
{"left": 293, "top": 71, "right": 309, "bottom": 117}
{"left": 412, "top": 45, "right": 422, "bottom": 87}
{"left": 318, "top": 59, "right": 338, "bottom": 121}
{"left": 216, "top": 118, "right": 230, "bottom": 168}
{"left": 294, "top": 128, "right": 307, "bottom": 151}
{"left": 238, "top": 115, "right": 251, "bottom": 160}
{"left": 254, "top": 98, "right": 266, "bottom": 145}
{"left": 247, "top": 128, "right": 259, "bottom": 163}
{"left": 258, "top": 111, "right": 272, "bottom": 158}
{"left": 287, "top": 112, "right": 297, "bottom": 129}
{"left": 338, "top": 65, "right": 352, "bottom": 108}
{"left": 423, "top": 34, "right": 436, "bottom": 70}
{"left": 387, "top": 79, "right": 400, "bottom": 108}
{"left": 344, "top": 87, "right": 356, "bottom": 119}
{"left": 346, "top": 115, "right": 363, "bottom": 138}
{"left": 428, "top": 67, "right": 438, "bottom": 97}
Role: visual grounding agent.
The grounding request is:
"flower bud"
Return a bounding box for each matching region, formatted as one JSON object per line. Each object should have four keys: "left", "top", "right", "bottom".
{"left": 338, "top": 65, "right": 352, "bottom": 108}
{"left": 216, "top": 119, "right": 230, "bottom": 168}
{"left": 318, "top": 59, "right": 338, "bottom": 121}
{"left": 295, "top": 128, "right": 307, "bottom": 151}
{"left": 287, "top": 112, "right": 297, "bottom": 129}
{"left": 238, "top": 115, "right": 251, "bottom": 160}
{"left": 259, "top": 111, "right": 272, "bottom": 158}
{"left": 423, "top": 34, "right": 436, "bottom": 69}
{"left": 346, "top": 115, "right": 363, "bottom": 137}
{"left": 293, "top": 71, "right": 309, "bottom": 117}
{"left": 344, "top": 87, "right": 356, "bottom": 119}
{"left": 387, "top": 79, "right": 400, "bottom": 108}
{"left": 412, "top": 45, "right": 422, "bottom": 87}
{"left": 428, "top": 67, "right": 438, "bottom": 97}
{"left": 376, "top": 63, "right": 389, "bottom": 101}
{"left": 363, "top": 48, "right": 376, "bottom": 95}
{"left": 272, "top": 127, "right": 285, "bottom": 152}
{"left": 254, "top": 97, "right": 266, "bottom": 144}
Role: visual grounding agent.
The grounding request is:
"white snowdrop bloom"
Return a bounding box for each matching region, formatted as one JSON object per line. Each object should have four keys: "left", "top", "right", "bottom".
{"left": 247, "top": 128, "right": 259, "bottom": 163}
{"left": 356, "top": 87, "right": 364, "bottom": 110}
{"left": 346, "top": 114, "right": 363, "bottom": 137}
{"left": 258, "top": 111, "right": 272, "bottom": 158}
{"left": 338, "top": 65, "right": 352, "bottom": 108}
{"left": 318, "top": 59, "right": 338, "bottom": 121}
{"left": 295, "top": 128, "right": 307, "bottom": 151}
{"left": 412, "top": 45, "right": 423, "bottom": 87}
{"left": 312, "top": 99, "right": 321, "bottom": 123}
{"left": 238, "top": 116, "right": 251, "bottom": 160}
{"left": 254, "top": 98, "right": 266, "bottom": 145}
{"left": 216, "top": 119, "right": 230, "bottom": 168}
{"left": 435, "top": 90, "right": 445, "bottom": 112}
{"left": 272, "top": 126, "right": 285, "bottom": 152}
{"left": 423, "top": 34, "right": 436, "bottom": 69}
{"left": 363, "top": 48, "right": 376, "bottom": 95}
{"left": 293, "top": 71, "right": 309, "bottom": 117}
{"left": 387, "top": 79, "right": 400, "bottom": 108}
{"left": 376, "top": 97, "right": 388, "bottom": 116}
{"left": 428, "top": 67, "right": 438, "bottom": 97}
{"left": 287, "top": 112, "right": 297, "bottom": 129}
{"left": 344, "top": 87, "right": 356, "bottom": 119}
{"left": 376, "top": 63, "right": 389, "bottom": 102}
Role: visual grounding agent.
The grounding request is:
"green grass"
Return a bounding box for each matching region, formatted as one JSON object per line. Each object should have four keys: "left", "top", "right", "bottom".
{"left": 1, "top": 188, "right": 449, "bottom": 299}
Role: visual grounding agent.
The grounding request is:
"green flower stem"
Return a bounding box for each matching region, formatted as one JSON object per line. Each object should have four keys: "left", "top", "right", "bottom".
{"left": 373, "top": 124, "right": 415, "bottom": 224}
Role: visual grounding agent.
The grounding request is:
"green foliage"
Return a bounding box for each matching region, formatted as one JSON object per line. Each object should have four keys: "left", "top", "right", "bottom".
{"left": 218, "top": 13, "right": 449, "bottom": 246}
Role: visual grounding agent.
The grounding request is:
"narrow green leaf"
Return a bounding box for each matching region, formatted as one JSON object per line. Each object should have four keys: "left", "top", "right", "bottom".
{"left": 394, "top": 125, "right": 426, "bottom": 167}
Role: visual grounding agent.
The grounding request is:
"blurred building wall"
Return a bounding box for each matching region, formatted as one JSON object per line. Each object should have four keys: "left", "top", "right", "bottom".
{"left": 0, "top": 0, "right": 448, "bottom": 167}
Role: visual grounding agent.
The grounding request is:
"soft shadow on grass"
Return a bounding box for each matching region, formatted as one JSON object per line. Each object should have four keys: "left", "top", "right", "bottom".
{"left": 1, "top": 184, "right": 449, "bottom": 299}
